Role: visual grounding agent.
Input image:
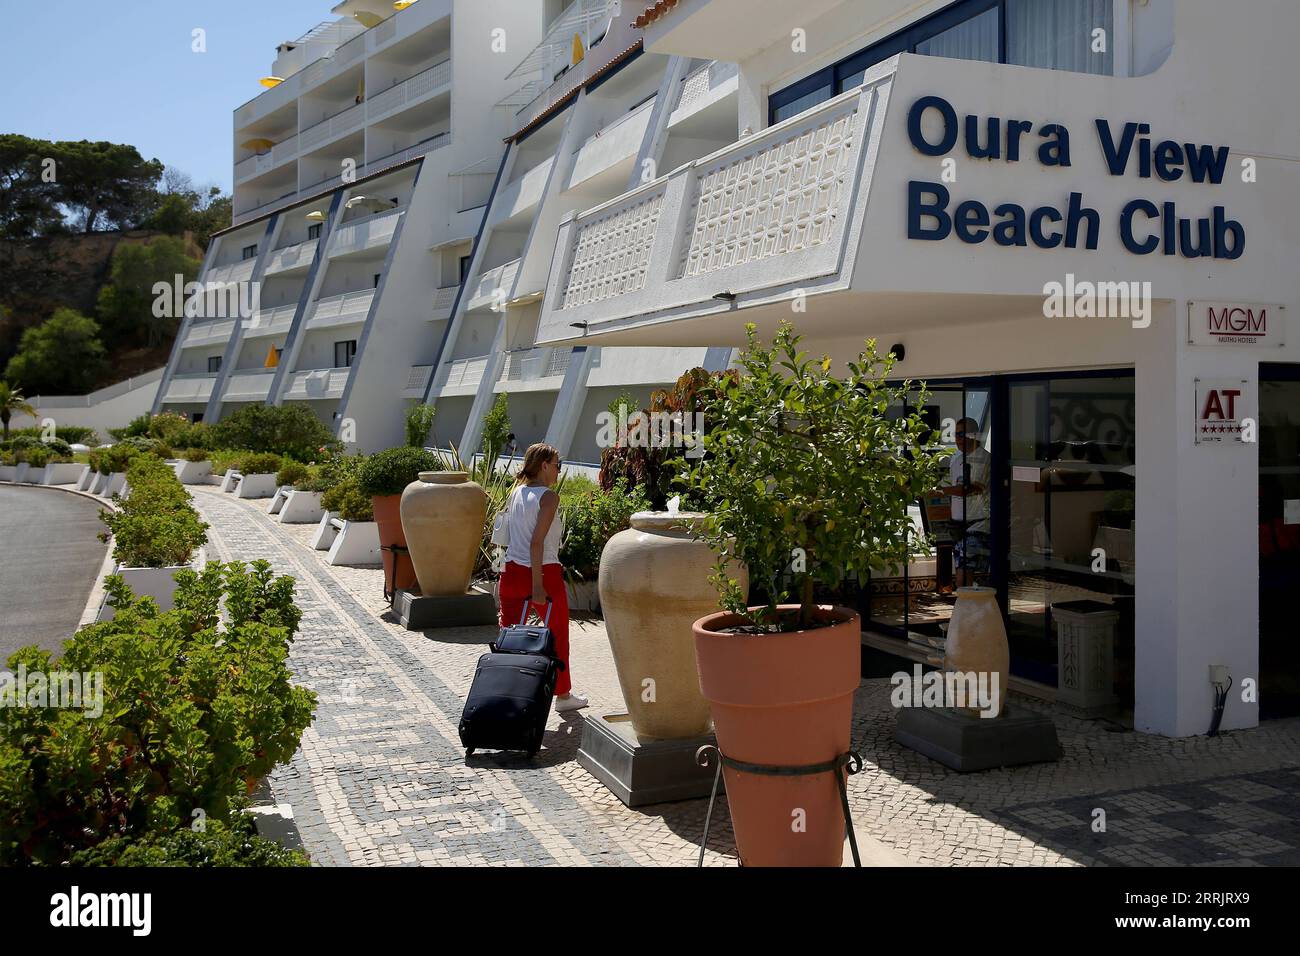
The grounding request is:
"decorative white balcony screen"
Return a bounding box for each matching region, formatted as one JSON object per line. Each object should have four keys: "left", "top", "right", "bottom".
{"left": 680, "top": 104, "right": 857, "bottom": 278}
{"left": 560, "top": 190, "right": 665, "bottom": 309}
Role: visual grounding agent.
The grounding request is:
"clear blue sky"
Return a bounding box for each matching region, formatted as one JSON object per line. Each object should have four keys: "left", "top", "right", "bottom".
{"left": 0, "top": 0, "right": 330, "bottom": 194}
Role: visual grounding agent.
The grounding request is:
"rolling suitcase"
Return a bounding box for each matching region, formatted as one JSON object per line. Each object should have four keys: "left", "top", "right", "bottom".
{"left": 460, "top": 604, "right": 563, "bottom": 756}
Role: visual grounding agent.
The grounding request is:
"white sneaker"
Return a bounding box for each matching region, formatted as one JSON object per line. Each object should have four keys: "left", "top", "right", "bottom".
{"left": 555, "top": 693, "right": 589, "bottom": 713}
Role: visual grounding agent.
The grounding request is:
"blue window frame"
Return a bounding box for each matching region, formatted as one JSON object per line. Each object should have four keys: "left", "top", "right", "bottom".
{"left": 769, "top": 0, "right": 1113, "bottom": 126}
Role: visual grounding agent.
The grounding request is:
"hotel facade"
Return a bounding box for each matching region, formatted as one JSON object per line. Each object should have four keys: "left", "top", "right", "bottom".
{"left": 156, "top": 0, "right": 1300, "bottom": 739}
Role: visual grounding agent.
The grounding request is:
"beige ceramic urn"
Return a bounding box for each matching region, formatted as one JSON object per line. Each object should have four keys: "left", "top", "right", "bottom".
{"left": 399, "top": 471, "right": 486, "bottom": 597}
{"left": 943, "top": 586, "right": 1010, "bottom": 718}
{"left": 598, "top": 512, "right": 747, "bottom": 740}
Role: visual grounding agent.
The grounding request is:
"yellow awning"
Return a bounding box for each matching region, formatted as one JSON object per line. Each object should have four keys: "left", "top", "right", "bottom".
{"left": 393, "top": 0, "right": 418, "bottom": 9}
{"left": 353, "top": 11, "right": 384, "bottom": 28}
{"left": 264, "top": 345, "right": 280, "bottom": 369}
{"left": 305, "top": 210, "right": 327, "bottom": 222}
{"left": 259, "top": 76, "right": 284, "bottom": 89}
{"left": 572, "top": 33, "right": 585, "bottom": 65}
{"left": 241, "top": 138, "right": 275, "bottom": 152}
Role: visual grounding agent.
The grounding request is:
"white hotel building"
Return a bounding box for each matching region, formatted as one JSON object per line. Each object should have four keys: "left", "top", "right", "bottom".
{"left": 157, "top": 0, "right": 1300, "bottom": 740}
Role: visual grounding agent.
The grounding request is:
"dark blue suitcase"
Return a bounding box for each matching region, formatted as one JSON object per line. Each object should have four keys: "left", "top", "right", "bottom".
{"left": 459, "top": 652, "right": 563, "bottom": 756}
{"left": 492, "top": 602, "right": 556, "bottom": 657}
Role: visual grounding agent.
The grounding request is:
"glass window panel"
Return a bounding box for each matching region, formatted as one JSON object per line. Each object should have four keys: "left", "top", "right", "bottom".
{"left": 914, "top": 5, "right": 1000, "bottom": 62}
{"left": 1007, "top": 0, "right": 1114, "bottom": 75}
{"left": 771, "top": 81, "right": 834, "bottom": 123}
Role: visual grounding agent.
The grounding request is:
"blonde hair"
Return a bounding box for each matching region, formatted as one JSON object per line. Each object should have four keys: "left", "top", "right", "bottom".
{"left": 516, "top": 443, "right": 560, "bottom": 484}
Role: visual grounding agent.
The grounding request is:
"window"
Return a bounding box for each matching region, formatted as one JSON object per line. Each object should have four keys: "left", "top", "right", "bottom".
{"left": 191, "top": 412, "right": 204, "bottom": 424}
{"left": 769, "top": 0, "right": 1113, "bottom": 126}
{"left": 241, "top": 244, "right": 258, "bottom": 260}
{"left": 459, "top": 255, "right": 472, "bottom": 282}
{"left": 373, "top": 273, "right": 382, "bottom": 288}
{"left": 334, "top": 340, "right": 357, "bottom": 368}
{"left": 208, "top": 356, "right": 223, "bottom": 373}
{"left": 308, "top": 223, "right": 322, "bottom": 240}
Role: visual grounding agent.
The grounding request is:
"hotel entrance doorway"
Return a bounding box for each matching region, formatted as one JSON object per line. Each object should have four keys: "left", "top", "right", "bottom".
{"left": 1259, "top": 364, "right": 1300, "bottom": 719}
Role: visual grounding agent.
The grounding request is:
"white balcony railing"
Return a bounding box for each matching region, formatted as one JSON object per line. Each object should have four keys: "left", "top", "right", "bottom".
{"left": 206, "top": 258, "right": 258, "bottom": 287}
{"left": 537, "top": 72, "right": 890, "bottom": 342}
{"left": 299, "top": 100, "right": 366, "bottom": 153}
{"left": 182, "top": 318, "right": 237, "bottom": 349}
{"left": 498, "top": 347, "right": 572, "bottom": 384}
{"left": 366, "top": 59, "right": 451, "bottom": 121}
{"left": 241, "top": 303, "right": 298, "bottom": 339}
{"left": 221, "top": 369, "right": 277, "bottom": 402}
{"left": 329, "top": 208, "right": 403, "bottom": 257}
{"left": 671, "top": 60, "right": 739, "bottom": 120}
{"left": 403, "top": 365, "right": 434, "bottom": 396}
{"left": 468, "top": 258, "right": 521, "bottom": 309}
{"left": 263, "top": 237, "right": 319, "bottom": 274}
{"left": 306, "top": 289, "right": 375, "bottom": 328}
{"left": 441, "top": 356, "right": 488, "bottom": 391}
{"left": 282, "top": 367, "right": 351, "bottom": 401}
{"left": 235, "top": 134, "right": 300, "bottom": 184}
{"left": 432, "top": 285, "right": 458, "bottom": 320}
{"left": 161, "top": 373, "right": 217, "bottom": 404}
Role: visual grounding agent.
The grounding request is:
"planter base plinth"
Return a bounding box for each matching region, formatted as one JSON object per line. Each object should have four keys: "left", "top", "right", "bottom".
{"left": 577, "top": 713, "right": 720, "bottom": 807}
{"left": 390, "top": 587, "right": 496, "bottom": 630}
{"left": 895, "top": 705, "right": 1061, "bottom": 772}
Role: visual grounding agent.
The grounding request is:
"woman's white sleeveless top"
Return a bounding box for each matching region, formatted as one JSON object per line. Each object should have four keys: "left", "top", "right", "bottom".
{"left": 505, "top": 484, "right": 562, "bottom": 567}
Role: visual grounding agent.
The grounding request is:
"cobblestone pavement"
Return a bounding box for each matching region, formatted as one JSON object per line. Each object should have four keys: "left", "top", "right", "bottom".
{"left": 192, "top": 486, "right": 1300, "bottom": 867}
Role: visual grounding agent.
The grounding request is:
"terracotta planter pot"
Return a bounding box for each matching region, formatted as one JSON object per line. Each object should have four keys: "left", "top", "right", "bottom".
{"left": 373, "top": 493, "right": 418, "bottom": 593}
{"left": 599, "top": 512, "right": 747, "bottom": 740}
{"left": 693, "top": 605, "right": 861, "bottom": 867}
{"left": 399, "top": 471, "right": 486, "bottom": 597}
{"left": 943, "top": 586, "right": 1009, "bottom": 718}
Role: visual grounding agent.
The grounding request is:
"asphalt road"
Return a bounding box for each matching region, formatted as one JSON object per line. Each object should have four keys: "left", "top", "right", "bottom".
{"left": 0, "top": 486, "right": 108, "bottom": 660}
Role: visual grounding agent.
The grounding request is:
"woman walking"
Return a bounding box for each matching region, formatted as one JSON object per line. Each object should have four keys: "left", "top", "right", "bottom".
{"left": 498, "top": 443, "right": 588, "bottom": 712}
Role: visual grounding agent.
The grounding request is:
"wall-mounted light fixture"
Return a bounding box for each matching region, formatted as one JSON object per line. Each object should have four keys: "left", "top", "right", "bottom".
{"left": 569, "top": 321, "right": 589, "bottom": 330}
{"left": 713, "top": 291, "right": 737, "bottom": 302}
{"left": 889, "top": 343, "right": 906, "bottom": 362}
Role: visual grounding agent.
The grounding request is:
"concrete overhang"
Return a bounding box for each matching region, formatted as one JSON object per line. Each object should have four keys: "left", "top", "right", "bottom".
{"left": 639, "top": 0, "right": 846, "bottom": 60}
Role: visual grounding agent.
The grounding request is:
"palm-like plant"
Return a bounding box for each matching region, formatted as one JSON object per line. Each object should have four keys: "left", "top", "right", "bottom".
{"left": 0, "top": 382, "right": 36, "bottom": 441}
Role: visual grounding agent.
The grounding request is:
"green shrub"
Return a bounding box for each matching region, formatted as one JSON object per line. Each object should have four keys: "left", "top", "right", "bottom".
{"left": 0, "top": 450, "right": 14, "bottom": 466}
{"left": 21, "top": 445, "right": 51, "bottom": 468}
{"left": 100, "top": 457, "right": 208, "bottom": 567}
{"left": 211, "top": 405, "right": 341, "bottom": 461}
{"left": 405, "top": 402, "right": 437, "bottom": 448}
{"left": 112, "top": 413, "right": 152, "bottom": 440}
{"left": 481, "top": 393, "right": 512, "bottom": 470}
{"left": 173, "top": 421, "right": 215, "bottom": 450}
{"left": 6, "top": 425, "right": 99, "bottom": 446}
{"left": 276, "top": 460, "right": 310, "bottom": 487}
{"left": 356, "top": 446, "right": 440, "bottom": 498}
{"left": 121, "top": 435, "right": 173, "bottom": 459}
{"left": 98, "top": 443, "right": 139, "bottom": 475}
{"left": 241, "top": 452, "right": 283, "bottom": 475}
{"left": 321, "top": 476, "right": 373, "bottom": 522}
{"left": 294, "top": 453, "right": 364, "bottom": 493}
{"left": 182, "top": 447, "right": 210, "bottom": 463}
{"left": 69, "top": 813, "right": 309, "bottom": 868}
{"left": 0, "top": 561, "right": 316, "bottom": 866}
{"left": 208, "top": 449, "right": 247, "bottom": 476}
{"left": 560, "top": 480, "right": 649, "bottom": 580}
{"left": 146, "top": 411, "right": 192, "bottom": 445}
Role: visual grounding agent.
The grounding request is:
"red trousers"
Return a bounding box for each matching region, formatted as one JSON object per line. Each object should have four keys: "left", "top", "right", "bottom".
{"left": 498, "top": 561, "right": 571, "bottom": 696}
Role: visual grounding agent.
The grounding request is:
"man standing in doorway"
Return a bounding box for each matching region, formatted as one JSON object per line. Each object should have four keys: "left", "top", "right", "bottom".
{"left": 943, "top": 417, "right": 991, "bottom": 588}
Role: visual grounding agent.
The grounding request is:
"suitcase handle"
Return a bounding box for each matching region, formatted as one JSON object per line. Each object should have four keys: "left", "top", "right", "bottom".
{"left": 518, "top": 600, "right": 552, "bottom": 627}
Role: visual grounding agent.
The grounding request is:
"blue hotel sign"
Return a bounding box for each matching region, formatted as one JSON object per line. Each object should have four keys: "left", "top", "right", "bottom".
{"left": 905, "top": 95, "right": 1244, "bottom": 259}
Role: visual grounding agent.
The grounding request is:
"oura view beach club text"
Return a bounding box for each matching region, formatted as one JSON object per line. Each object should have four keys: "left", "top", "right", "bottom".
{"left": 904, "top": 94, "right": 1244, "bottom": 260}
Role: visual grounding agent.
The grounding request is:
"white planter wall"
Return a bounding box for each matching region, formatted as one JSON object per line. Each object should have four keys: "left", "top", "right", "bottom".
{"left": 42, "top": 462, "right": 86, "bottom": 485}
{"left": 75, "top": 465, "right": 94, "bottom": 490}
{"left": 174, "top": 460, "right": 213, "bottom": 484}
{"left": 96, "top": 566, "right": 187, "bottom": 622}
{"left": 101, "top": 472, "right": 127, "bottom": 497}
{"left": 236, "top": 473, "right": 279, "bottom": 499}
{"left": 326, "top": 519, "right": 382, "bottom": 567}
{"left": 0, "top": 466, "right": 15, "bottom": 482}
{"left": 311, "top": 512, "right": 340, "bottom": 550}
{"left": 220, "top": 469, "right": 242, "bottom": 492}
{"left": 279, "top": 490, "right": 325, "bottom": 524}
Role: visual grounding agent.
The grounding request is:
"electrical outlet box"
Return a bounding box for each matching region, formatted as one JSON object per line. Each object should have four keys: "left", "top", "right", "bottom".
{"left": 1209, "top": 664, "right": 1230, "bottom": 687}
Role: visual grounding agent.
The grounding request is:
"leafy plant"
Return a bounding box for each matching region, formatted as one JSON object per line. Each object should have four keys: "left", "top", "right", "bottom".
{"left": 100, "top": 456, "right": 208, "bottom": 567}
{"left": 0, "top": 561, "right": 316, "bottom": 866}
{"left": 97, "top": 442, "right": 139, "bottom": 475}
{"left": 480, "top": 393, "right": 512, "bottom": 471}
{"left": 275, "top": 460, "right": 310, "bottom": 487}
{"left": 684, "top": 323, "right": 946, "bottom": 631}
{"left": 240, "top": 452, "right": 283, "bottom": 476}
{"left": 182, "top": 447, "right": 210, "bottom": 463}
{"left": 356, "top": 446, "right": 440, "bottom": 498}
{"left": 21, "top": 444, "right": 51, "bottom": 468}
{"left": 560, "top": 480, "right": 649, "bottom": 581}
{"left": 211, "top": 404, "right": 341, "bottom": 461}
{"left": 294, "top": 453, "right": 365, "bottom": 493}
{"left": 321, "top": 477, "right": 373, "bottom": 522}
{"left": 69, "top": 812, "right": 308, "bottom": 867}
{"left": 405, "top": 402, "right": 437, "bottom": 448}
{"left": 0, "top": 381, "right": 36, "bottom": 442}
{"left": 5, "top": 424, "right": 99, "bottom": 446}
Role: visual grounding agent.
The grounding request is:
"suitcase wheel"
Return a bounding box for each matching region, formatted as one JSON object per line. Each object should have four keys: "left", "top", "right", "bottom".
{"left": 465, "top": 747, "right": 475, "bottom": 757}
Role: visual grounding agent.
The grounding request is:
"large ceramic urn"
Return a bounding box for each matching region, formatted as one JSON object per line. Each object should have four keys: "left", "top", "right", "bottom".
{"left": 598, "top": 512, "right": 747, "bottom": 740}
{"left": 399, "top": 471, "right": 487, "bottom": 597}
{"left": 943, "top": 585, "right": 1010, "bottom": 718}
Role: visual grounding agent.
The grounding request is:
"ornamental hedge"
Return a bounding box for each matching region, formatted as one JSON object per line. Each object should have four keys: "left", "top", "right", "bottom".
{"left": 99, "top": 456, "right": 208, "bottom": 568}
{"left": 356, "top": 446, "right": 441, "bottom": 498}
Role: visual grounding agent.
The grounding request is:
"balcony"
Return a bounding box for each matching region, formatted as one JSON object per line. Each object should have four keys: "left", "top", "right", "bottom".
{"left": 431, "top": 284, "right": 458, "bottom": 321}
{"left": 182, "top": 319, "right": 237, "bottom": 350}
{"left": 242, "top": 303, "right": 299, "bottom": 340}
{"left": 436, "top": 355, "right": 489, "bottom": 396}
{"left": 206, "top": 258, "right": 258, "bottom": 287}
{"left": 328, "top": 208, "right": 404, "bottom": 257}
{"left": 306, "top": 289, "right": 376, "bottom": 330}
{"left": 402, "top": 365, "right": 435, "bottom": 398}
{"left": 365, "top": 59, "right": 451, "bottom": 123}
{"left": 536, "top": 71, "right": 890, "bottom": 346}
{"left": 492, "top": 156, "right": 554, "bottom": 224}
{"left": 495, "top": 347, "right": 573, "bottom": 392}
{"left": 669, "top": 60, "right": 739, "bottom": 125}
{"left": 235, "top": 134, "right": 300, "bottom": 185}
{"left": 263, "top": 238, "right": 319, "bottom": 274}
{"left": 568, "top": 98, "right": 655, "bottom": 190}
{"left": 466, "top": 258, "right": 521, "bottom": 311}
{"left": 221, "top": 369, "right": 278, "bottom": 403}
{"left": 160, "top": 373, "right": 217, "bottom": 405}
{"left": 299, "top": 101, "right": 366, "bottom": 154}
{"left": 282, "top": 367, "right": 351, "bottom": 401}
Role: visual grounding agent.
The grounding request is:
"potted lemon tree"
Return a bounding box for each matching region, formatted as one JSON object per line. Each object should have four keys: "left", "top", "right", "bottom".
{"left": 685, "top": 322, "right": 944, "bottom": 867}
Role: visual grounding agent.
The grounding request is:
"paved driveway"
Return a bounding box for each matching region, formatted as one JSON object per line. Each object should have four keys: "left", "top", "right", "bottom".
{"left": 0, "top": 486, "right": 107, "bottom": 660}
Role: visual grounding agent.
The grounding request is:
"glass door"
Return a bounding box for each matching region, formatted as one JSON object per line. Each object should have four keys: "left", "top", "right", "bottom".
{"left": 1259, "top": 365, "right": 1300, "bottom": 718}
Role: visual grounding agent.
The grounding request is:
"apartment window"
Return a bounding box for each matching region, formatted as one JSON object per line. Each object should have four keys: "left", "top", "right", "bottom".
{"left": 373, "top": 273, "right": 382, "bottom": 288}
{"left": 207, "top": 356, "right": 223, "bottom": 373}
{"left": 770, "top": 0, "right": 1113, "bottom": 125}
{"left": 334, "top": 340, "right": 357, "bottom": 368}
{"left": 241, "top": 244, "right": 258, "bottom": 260}
{"left": 191, "top": 412, "right": 204, "bottom": 424}
{"left": 308, "top": 223, "right": 322, "bottom": 240}
{"left": 459, "top": 255, "right": 472, "bottom": 282}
